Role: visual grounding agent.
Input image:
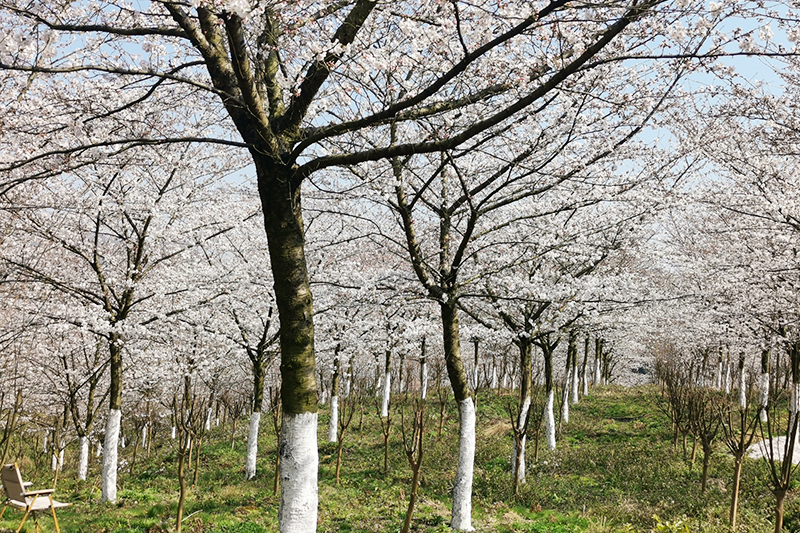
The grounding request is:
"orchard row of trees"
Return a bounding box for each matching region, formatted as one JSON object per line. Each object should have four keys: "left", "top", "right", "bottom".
{"left": 2, "top": 0, "right": 800, "bottom": 530}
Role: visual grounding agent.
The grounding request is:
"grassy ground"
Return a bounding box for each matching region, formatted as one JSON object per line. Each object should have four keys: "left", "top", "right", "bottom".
{"left": 0, "top": 385, "right": 794, "bottom": 532}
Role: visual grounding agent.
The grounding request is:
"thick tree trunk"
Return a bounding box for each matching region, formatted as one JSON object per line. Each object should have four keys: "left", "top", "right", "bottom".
{"left": 593, "top": 338, "right": 602, "bottom": 386}
{"left": 738, "top": 352, "right": 747, "bottom": 409}
{"left": 543, "top": 342, "right": 557, "bottom": 451}
{"left": 78, "top": 436, "right": 90, "bottom": 481}
{"left": 329, "top": 353, "right": 340, "bottom": 443}
{"left": 472, "top": 339, "right": 480, "bottom": 390}
{"left": 512, "top": 339, "right": 532, "bottom": 485}
{"left": 256, "top": 159, "right": 318, "bottom": 533}
{"left": 581, "top": 336, "right": 590, "bottom": 396}
{"left": 441, "top": 303, "right": 474, "bottom": 531}
{"left": 101, "top": 409, "right": 121, "bottom": 502}
{"left": 246, "top": 411, "right": 261, "bottom": 480}
{"left": 246, "top": 357, "right": 266, "bottom": 480}
{"left": 278, "top": 413, "right": 318, "bottom": 532}
{"left": 544, "top": 389, "right": 556, "bottom": 451}
{"left": 561, "top": 368, "right": 571, "bottom": 424}
{"left": 381, "top": 349, "right": 392, "bottom": 417}
{"left": 724, "top": 355, "right": 732, "bottom": 394}
{"left": 102, "top": 338, "right": 123, "bottom": 503}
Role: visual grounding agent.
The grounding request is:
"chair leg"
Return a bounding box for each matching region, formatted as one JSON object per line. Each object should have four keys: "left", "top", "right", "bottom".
{"left": 50, "top": 503, "right": 61, "bottom": 533}
{"left": 0, "top": 503, "right": 7, "bottom": 519}
{"left": 15, "top": 509, "right": 31, "bottom": 533}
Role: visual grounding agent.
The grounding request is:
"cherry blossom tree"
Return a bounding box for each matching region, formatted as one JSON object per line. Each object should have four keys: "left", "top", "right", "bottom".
{"left": 1, "top": 0, "right": 787, "bottom": 527}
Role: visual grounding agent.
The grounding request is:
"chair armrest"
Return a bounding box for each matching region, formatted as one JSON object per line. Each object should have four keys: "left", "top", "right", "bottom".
{"left": 24, "top": 489, "right": 55, "bottom": 496}
{"left": 22, "top": 481, "right": 32, "bottom": 488}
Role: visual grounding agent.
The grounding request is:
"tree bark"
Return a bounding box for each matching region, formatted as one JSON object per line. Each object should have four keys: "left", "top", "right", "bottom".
{"left": 102, "top": 337, "right": 123, "bottom": 503}
{"left": 441, "top": 302, "right": 474, "bottom": 531}
{"left": 542, "top": 340, "right": 557, "bottom": 451}
{"left": 256, "top": 158, "right": 318, "bottom": 533}
{"left": 329, "top": 350, "right": 340, "bottom": 443}
{"left": 381, "top": 349, "right": 392, "bottom": 417}
{"left": 512, "top": 338, "right": 532, "bottom": 485}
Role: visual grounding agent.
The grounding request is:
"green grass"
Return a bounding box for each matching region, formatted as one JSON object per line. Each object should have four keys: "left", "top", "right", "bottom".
{"left": 0, "top": 386, "right": 792, "bottom": 532}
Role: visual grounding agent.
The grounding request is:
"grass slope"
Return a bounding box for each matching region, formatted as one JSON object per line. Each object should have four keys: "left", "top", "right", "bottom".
{"left": 0, "top": 386, "right": 794, "bottom": 532}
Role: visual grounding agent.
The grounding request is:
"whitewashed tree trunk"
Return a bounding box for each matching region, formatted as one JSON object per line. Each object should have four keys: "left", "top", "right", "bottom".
{"left": 43, "top": 434, "right": 48, "bottom": 454}
{"left": 420, "top": 356, "right": 428, "bottom": 400}
{"left": 724, "top": 359, "right": 732, "bottom": 394}
{"left": 102, "top": 408, "right": 121, "bottom": 502}
{"left": 328, "top": 395, "right": 339, "bottom": 443}
{"left": 511, "top": 397, "right": 530, "bottom": 485}
{"left": 545, "top": 389, "right": 556, "bottom": 451}
{"left": 381, "top": 372, "right": 391, "bottom": 417}
{"left": 96, "top": 442, "right": 103, "bottom": 457}
{"left": 571, "top": 366, "right": 579, "bottom": 405}
{"left": 245, "top": 411, "right": 261, "bottom": 480}
{"left": 51, "top": 452, "right": 58, "bottom": 471}
{"left": 278, "top": 412, "right": 318, "bottom": 533}
{"left": 501, "top": 369, "right": 509, "bottom": 389}
{"left": 760, "top": 371, "right": 770, "bottom": 422}
{"left": 142, "top": 424, "right": 148, "bottom": 449}
{"left": 491, "top": 365, "right": 498, "bottom": 390}
{"left": 78, "top": 436, "right": 90, "bottom": 481}
{"left": 738, "top": 367, "right": 747, "bottom": 410}
{"left": 451, "top": 398, "right": 476, "bottom": 531}
{"left": 205, "top": 408, "right": 212, "bottom": 431}
{"left": 561, "top": 369, "right": 571, "bottom": 424}
{"left": 171, "top": 426, "right": 177, "bottom": 439}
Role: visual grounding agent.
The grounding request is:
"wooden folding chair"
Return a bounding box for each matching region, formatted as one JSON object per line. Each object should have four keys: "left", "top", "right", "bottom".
{"left": 0, "top": 463, "right": 69, "bottom": 533}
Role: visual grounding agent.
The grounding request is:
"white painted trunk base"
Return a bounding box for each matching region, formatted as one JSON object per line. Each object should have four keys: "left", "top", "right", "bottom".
{"left": 381, "top": 373, "right": 391, "bottom": 417}
{"left": 724, "top": 363, "right": 731, "bottom": 395}
{"left": 716, "top": 362, "right": 723, "bottom": 390}
{"left": 246, "top": 411, "right": 261, "bottom": 480}
{"left": 582, "top": 373, "right": 589, "bottom": 396}
{"left": 96, "top": 442, "right": 103, "bottom": 457}
{"left": 171, "top": 426, "right": 177, "bottom": 439}
{"left": 142, "top": 424, "right": 148, "bottom": 448}
{"left": 738, "top": 368, "right": 747, "bottom": 409}
{"left": 561, "top": 369, "right": 571, "bottom": 424}
{"left": 545, "top": 389, "right": 556, "bottom": 451}
{"left": 511, "top": 397, "right": 530, "bottom": 485}
{"left": 102, "top": 409, "right": 121, "bottom": 502}
{"left": 594, "top": 359, "right": 601, "bottom": 386}
{"left": 420, "top": 359, "right": 428, "bottom": 400}
{"left": 451, "top": 398, "right": 476, "bottom": 531}
{"left": 328, "top": 396, "right": 339, "bottom": 443}
{"left": 760, "top": 372, "right": 770, "bottom": 422}
{"left": 491, "top": 366, "right": 498, "bottom": 390}
{"left": 278, "top": 412, "right": 318, "bottom": 533}
{"left": 78, "top": 436, "right": 90, "bottom": 481}
{"left": 571, "top": 368, "right": 579, "bottom": 405}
